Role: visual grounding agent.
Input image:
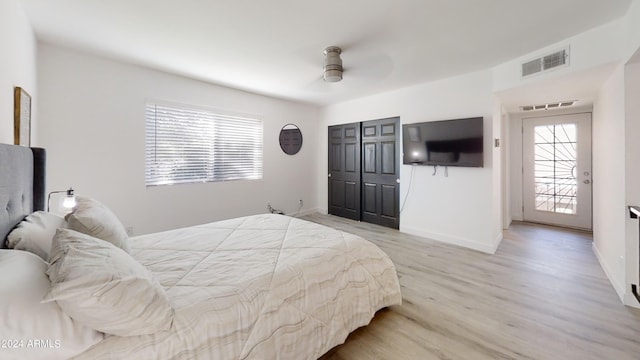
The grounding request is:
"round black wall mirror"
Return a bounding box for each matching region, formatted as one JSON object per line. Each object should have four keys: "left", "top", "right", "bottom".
{"left": 279, "top": 124, "right": 303, "bottom": 155}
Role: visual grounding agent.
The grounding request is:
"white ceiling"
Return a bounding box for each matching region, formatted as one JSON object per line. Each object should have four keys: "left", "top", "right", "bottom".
{"left": 22, "top": 0, "right": 632, "bottom": 106}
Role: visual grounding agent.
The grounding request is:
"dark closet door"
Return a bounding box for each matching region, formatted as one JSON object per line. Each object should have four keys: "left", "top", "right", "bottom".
{"left": 361, "top": 117, "right": 400, "bottom": 229}
{"left": 328, "top": 123, "right": 361, "bottom": 220}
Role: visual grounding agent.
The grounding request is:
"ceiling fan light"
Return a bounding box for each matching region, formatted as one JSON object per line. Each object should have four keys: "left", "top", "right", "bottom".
{"left": 323, "top": 46, "right": 343, "bottom": 82}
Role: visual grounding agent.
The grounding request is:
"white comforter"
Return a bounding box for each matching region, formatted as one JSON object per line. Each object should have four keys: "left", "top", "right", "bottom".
{"left": 74, "top": 214, "right": 402, "bottom": 359}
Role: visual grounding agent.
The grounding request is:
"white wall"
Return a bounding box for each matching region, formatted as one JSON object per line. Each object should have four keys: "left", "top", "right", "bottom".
{"left": 501, "top": 111, "right": 511, "bottom": 229}
{"left": 590, "top": 55, "right": 640, "bottom": 308}
{"left": 589, "top": 0, "right": 640, "bottom": 308}
{"left": 37, "top": 44, "right": 321, "bottom": 235}
{"left": 592, "top": 65, "right": 626, "bottom": 300}
{"left": 624, "top": 59, "right": 640, "bottom": 306}
{"left": 507, "top": 111, "right": 523, "bottom": 222}
{"left": 0, "top": 0, "right": 37, "bottom": 145}
{"left": 319, "top": 70, "right": 502, "bottom": 253}
{"left": 492, "top": 98, "right": 503, "bottom": 237}
{"left": 624, "top": 0, "right": 640, "bottom": 61}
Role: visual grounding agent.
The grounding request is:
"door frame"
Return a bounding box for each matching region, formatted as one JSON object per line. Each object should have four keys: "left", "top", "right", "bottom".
{"left": 521, "top": 112, "right": 593, "bottom": 230}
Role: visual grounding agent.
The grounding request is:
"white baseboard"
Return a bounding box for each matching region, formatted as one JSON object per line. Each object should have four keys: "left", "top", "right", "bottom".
{"left": 503, "top": 216, "right": 512, "bottom": 230}
{"left": 591, "top": 242, "right": 627, "bottom": 304}
{"left": 400, "top": 225, "right": 502, "bottom": 254}
{"left": 624, "top": 292, "right": 640, "bottom": 308}
{"left": 303, "top": 211, "right": 504, "bottom": 254}
{"left": 494, "top": 232, "right": 504, "bottom": 252}
{"left": 286, "top": 208, "right": 321, "bottom": 218}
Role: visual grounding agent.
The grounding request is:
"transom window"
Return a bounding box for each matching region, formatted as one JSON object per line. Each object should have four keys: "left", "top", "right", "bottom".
{"left": 145, "top": 102, "right": 263, "bottom": 186}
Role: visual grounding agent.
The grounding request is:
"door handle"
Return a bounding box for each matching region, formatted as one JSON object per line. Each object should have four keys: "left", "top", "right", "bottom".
{"left": 328, "top": 173, "right": 332, "bottom": 178}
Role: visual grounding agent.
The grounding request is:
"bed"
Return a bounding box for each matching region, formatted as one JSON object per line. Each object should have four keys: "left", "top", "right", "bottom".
{"left": 0, "top": 143, "right": 402, "bottom": 360}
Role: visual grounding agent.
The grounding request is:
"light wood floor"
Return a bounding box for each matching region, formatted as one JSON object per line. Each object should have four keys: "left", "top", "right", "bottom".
{"left": 302, "top": 214, "right": 640, "bottom": 360}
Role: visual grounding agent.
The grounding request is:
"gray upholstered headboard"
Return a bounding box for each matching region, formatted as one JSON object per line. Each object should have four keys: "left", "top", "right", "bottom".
{"left": 0, "top": 143, "right": 46, "bottom": 247}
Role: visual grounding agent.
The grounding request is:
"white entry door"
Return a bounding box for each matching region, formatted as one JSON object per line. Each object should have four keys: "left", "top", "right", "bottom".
{"left": 523, "top": 113, "right": 592, "bottom": 230}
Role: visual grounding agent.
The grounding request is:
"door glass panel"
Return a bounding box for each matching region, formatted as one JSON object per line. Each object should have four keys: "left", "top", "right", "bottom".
{"left": 534, "top": 124, "right": 577, "bottom": 214}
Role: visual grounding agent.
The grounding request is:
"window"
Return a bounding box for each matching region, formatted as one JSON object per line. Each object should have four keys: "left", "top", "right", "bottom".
{"left": 145, "top": 102, "right": 263, "bottom": 186}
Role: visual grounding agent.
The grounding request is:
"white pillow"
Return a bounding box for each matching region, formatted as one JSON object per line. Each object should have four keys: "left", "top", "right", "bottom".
{"left": 65, "top": 196, "right": 130, "bottom": 252}
{"left": 44, "top": 229, "right": 174, "bottom": 336}
{"left": 6, "top": 211, "right": 67, "bottom": 260}
{"left": 0, "top": 250, "right": 103, "bottom": 360}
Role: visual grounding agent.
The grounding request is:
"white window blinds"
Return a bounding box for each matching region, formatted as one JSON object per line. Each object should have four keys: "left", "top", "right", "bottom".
{"left": 145, "top": 103, "right": 263, "bottom": 186}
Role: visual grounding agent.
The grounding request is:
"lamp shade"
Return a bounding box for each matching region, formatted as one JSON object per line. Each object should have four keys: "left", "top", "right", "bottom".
{"left": 62, "top": 188, "right": 76, "bottom": 209}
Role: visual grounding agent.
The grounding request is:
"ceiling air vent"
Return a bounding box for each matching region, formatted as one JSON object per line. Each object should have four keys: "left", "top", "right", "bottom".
{"left": 521, "top": 47, "right": 569, "bottom": 77}
{"left": 520, "top": 100, "right": 576, "bottom": 112}
{"left": 522, "top": 59, "right": 542, "bottom": 77}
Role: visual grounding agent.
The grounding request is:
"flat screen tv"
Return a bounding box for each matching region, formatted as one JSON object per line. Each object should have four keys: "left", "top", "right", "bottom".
{"left": 402, "top": 117, "right": 484, "bottom": 167}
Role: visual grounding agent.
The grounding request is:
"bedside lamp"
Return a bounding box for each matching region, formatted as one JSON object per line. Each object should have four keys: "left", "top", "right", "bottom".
{"left": 47, "top": 187, "right": 76, "bottom": 212}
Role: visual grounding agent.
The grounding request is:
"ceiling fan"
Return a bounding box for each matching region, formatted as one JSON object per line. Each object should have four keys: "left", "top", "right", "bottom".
{"left": 302, "top": 43, "right": 392, "bottom": 92}
{"left": 323, "top": 46, "right": 343, "bottom": 82}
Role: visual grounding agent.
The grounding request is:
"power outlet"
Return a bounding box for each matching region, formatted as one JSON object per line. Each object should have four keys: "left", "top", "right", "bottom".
{"left": 299, "top": 199, "right": 303, "bottom": 207}
{"left": 126, "top": 226, "right": 134, "bottom": 236}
